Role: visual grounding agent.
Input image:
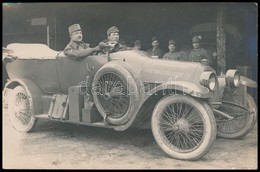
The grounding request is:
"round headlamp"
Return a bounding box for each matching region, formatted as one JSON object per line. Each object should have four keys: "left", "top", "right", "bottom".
{"left": 225, "top": 70, "right": 240, "bottom": 87}
{"left": 200, "top": 72, "right": 217, "bottom": 91}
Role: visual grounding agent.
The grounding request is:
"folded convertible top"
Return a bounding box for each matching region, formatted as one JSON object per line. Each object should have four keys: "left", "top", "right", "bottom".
{"left": 5, "top": 43, "right": 60, "bottom": 59}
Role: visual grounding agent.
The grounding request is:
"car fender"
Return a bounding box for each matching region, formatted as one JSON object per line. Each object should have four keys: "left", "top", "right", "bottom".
{"left": 4, "top": 77, "right": 43, "bottom": 115}
{"left": 114, "top": 80, "right": 212, "bottom": 131}
{"left": 143, "top": 81, "right": 213, "bottom": 99}
{"left": 240, "top": 75, "right": 257, "bottom": 88}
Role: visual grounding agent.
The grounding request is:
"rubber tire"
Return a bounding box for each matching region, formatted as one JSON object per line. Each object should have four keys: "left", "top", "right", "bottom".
{"left": 247, "top": 94, "right": 257, "bottom": 130}
{"left": 151, "top": 95, "right": 217, "bottom": 160}
{"left": 8, "top": 86, "right": 37, "bottom": 132}
{"left": 92, "top": 61, "right": 140, "bottom": 125}
{"left": 217, "top": 94, "right": 257, "bottom": 139}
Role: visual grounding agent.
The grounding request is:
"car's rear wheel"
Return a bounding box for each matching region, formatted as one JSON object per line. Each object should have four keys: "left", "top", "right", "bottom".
{"left": 92, "top": 61, "right": 140, "bottom": 125}
{"left": 216, "top": 94, "right": 257, "bottom": 138}
{"left": 7, "top": 85, "right": 37, "bottom": 132}
{"left": 151, "top": 95, "right": 216, "bottom": 160}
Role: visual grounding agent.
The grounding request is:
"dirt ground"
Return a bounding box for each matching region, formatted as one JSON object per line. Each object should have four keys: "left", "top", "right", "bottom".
{"left": 3, "top": 103, "right": 257, "bottom": 169}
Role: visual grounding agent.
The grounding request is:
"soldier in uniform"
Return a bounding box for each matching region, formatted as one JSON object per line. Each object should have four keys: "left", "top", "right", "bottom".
{"left": 163, "top": 40, "right": 180, "bottom": 60}
{"left": 99, "top": 26, "right": 127, "bottom": 54}
{"left": 163, "top": 40, "right": 188, "bottom": 61}
{"left": 64, "top": 24, "right": 105, "bottom": 60}
{"left": 189, "top": 36, "right": 211, "bottom": 64}
{"left": 147, "top": 37, "right": 164, "bottom": 59}
{"left": 132, "top": 40, "right": 142, "bottom": 50}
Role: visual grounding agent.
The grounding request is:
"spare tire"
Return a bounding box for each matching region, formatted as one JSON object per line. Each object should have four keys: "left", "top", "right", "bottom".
{"left": 92, "top": 60, "right": 140, "bottom": 125}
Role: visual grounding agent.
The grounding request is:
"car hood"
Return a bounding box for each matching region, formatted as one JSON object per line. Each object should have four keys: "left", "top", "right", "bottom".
{"left": 140, "top": 59, "right": 204, "bottom": 84}
{"left": 110, "top": 50, "right": 212, "bottom": 85}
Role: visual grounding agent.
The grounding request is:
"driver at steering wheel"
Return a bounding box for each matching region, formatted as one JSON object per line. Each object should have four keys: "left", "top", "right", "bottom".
{"left": 99, "top": 26, "right": 127, "bottom": 54}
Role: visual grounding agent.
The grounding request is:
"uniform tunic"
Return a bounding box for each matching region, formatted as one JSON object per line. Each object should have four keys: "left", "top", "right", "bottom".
{"left": 163, "top": 51, "right": 180, "bottom": 60}
{"left": 147, "top": 47, "right": 164, "bottom": 59}
{"left": 163, "top": 51, "right": 189, "bottom": 61}
{"left": 64, "top": 41, "right": 99, "bottom": 60}
{"left": 189, "top": 47, "right": 210, "bottom": 62}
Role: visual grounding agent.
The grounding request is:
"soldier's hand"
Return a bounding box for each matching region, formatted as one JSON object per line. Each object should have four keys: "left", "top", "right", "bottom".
{"left": 107, "top": 41, "right": 117, "bottom": 48}
{"left": 98, "top": 42, "right": 108, "bottom": 49}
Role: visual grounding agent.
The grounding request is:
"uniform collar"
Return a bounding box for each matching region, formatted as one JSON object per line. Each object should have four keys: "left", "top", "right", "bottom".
{"left": 193, "top": 47, "right": 202, "bottom": 51}
{"left": 69, "top": 40, "right": 85, "bottom": 49}
{"left": 169, "top": 50, "right": 177, "bottom": 54}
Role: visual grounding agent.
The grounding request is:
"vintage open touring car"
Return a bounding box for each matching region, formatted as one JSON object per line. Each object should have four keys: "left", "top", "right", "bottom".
{"left": 3, "top": 43, "right": 257, "bottom": 160}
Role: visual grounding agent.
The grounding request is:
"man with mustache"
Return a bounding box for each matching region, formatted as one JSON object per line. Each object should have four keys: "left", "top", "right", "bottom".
{"left": 64, "top": 24, "right": 105, "bottom": 59}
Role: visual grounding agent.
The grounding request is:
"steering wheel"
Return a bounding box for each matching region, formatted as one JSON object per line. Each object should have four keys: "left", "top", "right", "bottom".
{"left": 100, "top": 42, "right": 119, "bottom": 54}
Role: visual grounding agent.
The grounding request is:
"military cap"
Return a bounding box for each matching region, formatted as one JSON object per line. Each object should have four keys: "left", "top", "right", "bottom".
{"left": 192, "top": 36, "right": 202, "bottom": 43}
{"left": 68, "top": 24, "right": 82, "bottom": 35}
{"left": 134, "top": 40, "right": 141, "bottom": 46}
{"left": 168, "top": 40, "right": 176, "bottom": 45}
{"left": 152, "top": 37, "right": 158, "bottom": 42}
{"left": 107, "top": 26, "right": 119, "bottom": 36}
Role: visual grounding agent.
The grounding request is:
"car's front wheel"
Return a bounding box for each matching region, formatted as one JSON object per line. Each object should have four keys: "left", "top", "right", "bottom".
{"left": 7, "top": 86, "right": 37, "bottom": 132}
{"left": 216, "top": 94, "right": 257, "bottom": 139}
{"left": 151, "top": 95, "right": 216, "bottom": 160}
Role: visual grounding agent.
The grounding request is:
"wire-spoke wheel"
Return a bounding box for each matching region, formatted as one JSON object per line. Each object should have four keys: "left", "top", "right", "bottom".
{"left": 97, "top": 72, "right": 130, "bottom": 118}
{"left": 92, "top": 61, "right": 139, "bottom": 125}
{"left": 216, "top": 94, "right": 257, "bottom": 139}
{"left": 152, "top": 95, "right": 216, "bottom": 160}
{"left": 8, "top": 86, "right": 37, "bottom": 132}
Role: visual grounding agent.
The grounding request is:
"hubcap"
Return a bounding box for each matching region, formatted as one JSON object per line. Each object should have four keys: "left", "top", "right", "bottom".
{"left": 176, "top": 118, "right": 190, "bottom": 132}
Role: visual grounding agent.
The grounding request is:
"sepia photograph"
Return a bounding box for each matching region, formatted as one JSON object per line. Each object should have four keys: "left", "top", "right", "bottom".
{"left": 2, "top": 2, "right": 258, "bottom": 169}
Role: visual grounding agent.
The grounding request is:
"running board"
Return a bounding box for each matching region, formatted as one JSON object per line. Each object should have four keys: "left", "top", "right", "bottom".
{"left": 49, "top": 118, "right": 115, "bottom": 129}
{"left": 34, "top": 114, "right": 115, "bottom": 129}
